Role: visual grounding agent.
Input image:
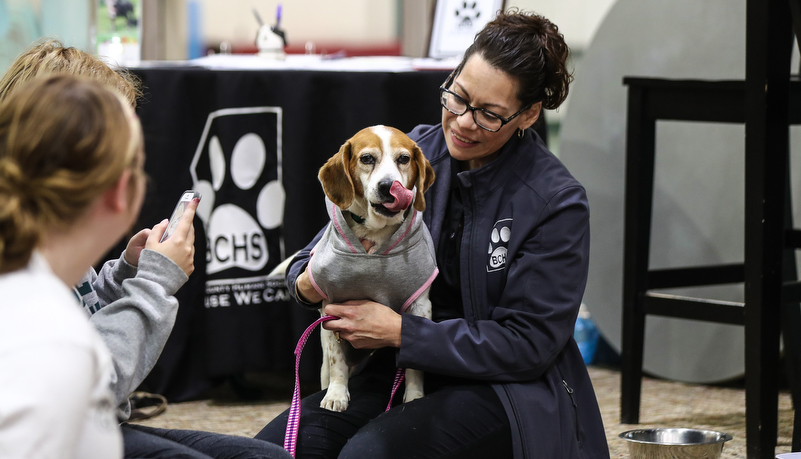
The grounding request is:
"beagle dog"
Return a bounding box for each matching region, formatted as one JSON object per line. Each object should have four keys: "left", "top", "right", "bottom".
{"left": 307, "top": 125, "right": 437, "bottom": 412}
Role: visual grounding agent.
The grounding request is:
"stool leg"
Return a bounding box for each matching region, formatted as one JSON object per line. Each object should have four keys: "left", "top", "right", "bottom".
{"left": 620, "top": 305, "right": 646, "bottom": 424}
{"left": 782, "top": 158, "right": 801, "bottom": 451}
{"left": 744, "top": 1, "right": 792, "bottom": 456}
{"left": 789, "top": 1, "right": 801, "bottom": 448}
{"left": 787, "top": 300, "right": 801, "bottom": 451}
{"left": 781, "top": 278, "right": 801, "bottom": 452}
{"left": 620, "top": 85, "right": 655, "bottom": 424}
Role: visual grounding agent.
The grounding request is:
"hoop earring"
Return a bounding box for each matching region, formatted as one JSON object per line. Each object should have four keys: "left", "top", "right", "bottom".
{"left": 517, "top": 128, "right": 524, "bottom": 138}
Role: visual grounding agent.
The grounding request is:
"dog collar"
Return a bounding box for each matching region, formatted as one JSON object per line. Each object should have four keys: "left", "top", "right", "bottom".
{"left": 350, "top": 213, "right": 366, "bottom": 224}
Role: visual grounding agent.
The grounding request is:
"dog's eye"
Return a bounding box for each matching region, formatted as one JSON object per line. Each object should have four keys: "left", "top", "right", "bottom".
{"left": 397, "top": 154, "right": 411, "bottom": 165}
{"left": 360, "top": 154, "right": 375, "bottom": 165}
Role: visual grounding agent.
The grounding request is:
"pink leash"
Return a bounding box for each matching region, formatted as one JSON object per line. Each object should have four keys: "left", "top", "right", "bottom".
{"left": 284, "top": 315, "right": 406, "bottom": 457}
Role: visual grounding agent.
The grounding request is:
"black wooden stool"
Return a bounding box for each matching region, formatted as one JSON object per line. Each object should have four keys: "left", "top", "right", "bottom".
{"left": 619, "top": 2, "right": 801, "bottom": 457}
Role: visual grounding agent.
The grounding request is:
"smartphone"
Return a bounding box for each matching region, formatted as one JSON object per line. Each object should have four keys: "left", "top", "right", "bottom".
{"left": 160, "top": 190, "right": 202, "bottom": 242}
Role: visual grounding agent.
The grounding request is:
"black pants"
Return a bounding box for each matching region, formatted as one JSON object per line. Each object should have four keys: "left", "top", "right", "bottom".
{"left": 255, "top": 349, "right": 512, "bottom": 459}
{"left": 122, "top": 423, "right": 292, "bottom": 459}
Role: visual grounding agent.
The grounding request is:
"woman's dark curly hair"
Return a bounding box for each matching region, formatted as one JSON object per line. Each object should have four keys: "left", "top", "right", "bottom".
{"left": 459, "top": 8, "right": 573, "bottom": 110}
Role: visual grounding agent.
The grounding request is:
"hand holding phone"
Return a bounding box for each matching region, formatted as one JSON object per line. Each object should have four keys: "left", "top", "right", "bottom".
{"left": 160, "top": 190, "right": 202, "bottom": 242}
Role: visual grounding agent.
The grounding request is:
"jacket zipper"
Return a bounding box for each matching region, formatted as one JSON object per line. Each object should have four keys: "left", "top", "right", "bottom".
{"left": 501, "top": 384, "right": 528, "bottom": 458}
{"left": 464, "top": 184, "right": 483, "bottom": 322}
{"left": 562, "top": 379, "right": 581, "bottom": 445}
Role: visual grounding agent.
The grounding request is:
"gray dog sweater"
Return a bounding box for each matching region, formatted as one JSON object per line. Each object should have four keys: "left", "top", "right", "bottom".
{"left": 308, "top": 196, "right": 438, "bottom": 312}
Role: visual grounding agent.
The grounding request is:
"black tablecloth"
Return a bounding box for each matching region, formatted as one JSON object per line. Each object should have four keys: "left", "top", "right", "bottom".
{"left": 122, "top": 66, "right": 451, "bottom": 401}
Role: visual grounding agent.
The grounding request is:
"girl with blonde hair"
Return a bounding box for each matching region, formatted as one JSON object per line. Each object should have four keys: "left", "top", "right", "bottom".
{"left": 0, "top": 38, "right": 142, "bottom": 106}
{"left": 0, "top": 39, "right": 292, "bottom": 459}
{"left": 0, "top": 73, "right": 145, "bottom": 458}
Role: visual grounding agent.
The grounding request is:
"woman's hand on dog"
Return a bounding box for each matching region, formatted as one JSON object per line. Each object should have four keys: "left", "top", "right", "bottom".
{"left": 323, "top": 300, "right": 403, "bottom": 349}
{"left": 296, "top": 271, "right": 325, "bottom": 304}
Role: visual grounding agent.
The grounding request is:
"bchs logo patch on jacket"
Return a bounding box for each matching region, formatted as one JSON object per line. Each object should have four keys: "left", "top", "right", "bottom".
{"left": 190, "top": 107, "right": 289, "bottom": 309}
{"left": 487, "top": 218, "right": 512, "bottom": 272}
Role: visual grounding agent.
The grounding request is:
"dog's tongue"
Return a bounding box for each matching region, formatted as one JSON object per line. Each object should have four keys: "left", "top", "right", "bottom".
{"left": 385, "top": 181, "right": 413, "bottom": 212}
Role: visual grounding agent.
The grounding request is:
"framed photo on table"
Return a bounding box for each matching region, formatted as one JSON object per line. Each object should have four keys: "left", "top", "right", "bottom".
{"left": 428, "top": 0, "right": 506, "bottom": 59}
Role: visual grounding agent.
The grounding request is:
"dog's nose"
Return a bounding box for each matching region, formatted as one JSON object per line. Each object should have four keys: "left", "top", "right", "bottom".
{"left": 377, "top": 179, "right": 394, "bottom": 200}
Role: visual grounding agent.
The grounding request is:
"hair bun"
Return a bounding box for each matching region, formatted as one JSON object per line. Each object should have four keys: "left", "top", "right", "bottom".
{"left": 0, "top": 157, "right": 26, "bottom": 189}
{"left": 0, "top": 157, "right": 41, "bottom": 273}
{"left": 0, "top": 156, "right": 35, "bottom": 224}
{"left": 0, "top": 157, "right": 34, "bottom": 209}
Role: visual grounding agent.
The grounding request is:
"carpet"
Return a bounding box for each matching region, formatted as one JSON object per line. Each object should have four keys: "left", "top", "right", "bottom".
{"left": 130, "top": 366, "right": 796, "bottom": 457}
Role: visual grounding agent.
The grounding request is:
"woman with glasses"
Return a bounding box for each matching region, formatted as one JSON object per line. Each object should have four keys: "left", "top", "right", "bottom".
{"left": 259, "top": 8, "right": 609, "bottom": 458}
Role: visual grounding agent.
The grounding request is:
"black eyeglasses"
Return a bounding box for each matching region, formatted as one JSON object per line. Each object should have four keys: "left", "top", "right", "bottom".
{"left": 439, "top": 72, "right": 530, "bottom": 133}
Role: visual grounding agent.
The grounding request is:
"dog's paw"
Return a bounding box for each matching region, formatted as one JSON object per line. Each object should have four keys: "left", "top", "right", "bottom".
{"left": 403, "top": 387, "right": 424, "bottom": 404}
{"left": 320, "top": 385, "right": 350, "bottom": 412}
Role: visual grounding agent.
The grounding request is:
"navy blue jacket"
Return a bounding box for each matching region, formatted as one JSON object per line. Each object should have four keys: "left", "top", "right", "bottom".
{"left": 287, "top": 124, "right": 609, "bottom": 458}
{"left": 403, "top": 124, "right": 608, "bottom": 458}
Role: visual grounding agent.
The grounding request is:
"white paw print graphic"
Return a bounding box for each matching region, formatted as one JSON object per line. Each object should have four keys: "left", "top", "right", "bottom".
{"left": 487, "top": 218, "right": 512, "bottom": 272}
{"left": 190, "top": 107, "right": 286, "bottom": 276}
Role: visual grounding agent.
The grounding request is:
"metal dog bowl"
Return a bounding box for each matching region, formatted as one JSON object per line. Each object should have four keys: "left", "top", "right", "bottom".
{"left": 619, "top": 428, "right": 733, "bottom": 458}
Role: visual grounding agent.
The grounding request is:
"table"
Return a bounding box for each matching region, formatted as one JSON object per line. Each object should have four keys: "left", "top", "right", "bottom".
{"left": 123, "top": 56, "right": 453, "bottom": 401}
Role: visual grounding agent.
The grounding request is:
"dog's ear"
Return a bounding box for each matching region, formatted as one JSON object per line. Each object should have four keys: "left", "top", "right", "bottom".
{"left": 412, "top": 145, "right": 435, "bottom": 212}
{"left": 319, "top": 140, "right": 356, "bottom": 209}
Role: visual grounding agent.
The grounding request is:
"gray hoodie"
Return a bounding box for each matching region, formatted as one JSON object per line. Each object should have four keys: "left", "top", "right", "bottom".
{"left": 75, "top": 249, "right": 188, "bottom": 421}
{"left": 307, "top": 196, "right": 438, "bottom": 313}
